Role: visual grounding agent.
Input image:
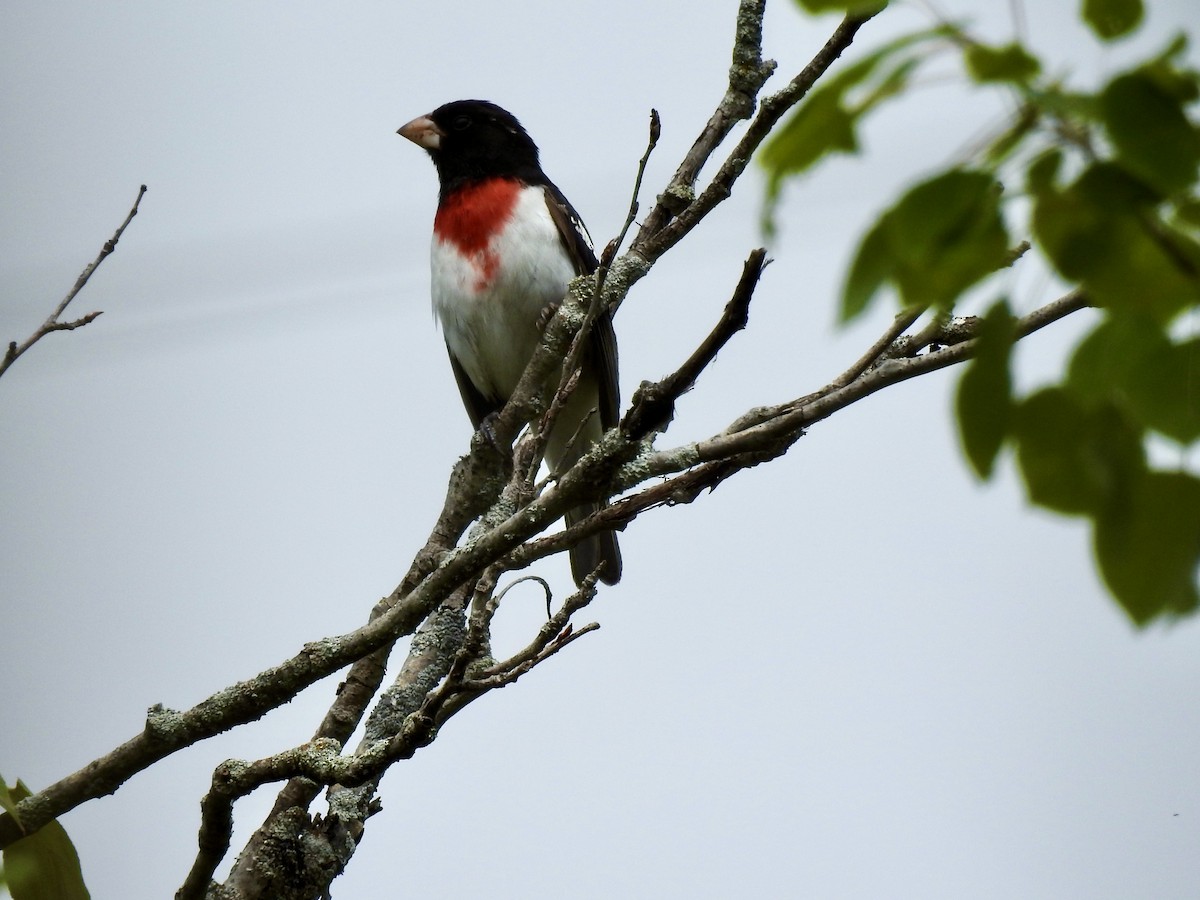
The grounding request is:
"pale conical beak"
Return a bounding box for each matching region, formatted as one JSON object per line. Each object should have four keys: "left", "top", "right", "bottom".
{"left": 398, "top": 115, "right": 444, "bottom": 150}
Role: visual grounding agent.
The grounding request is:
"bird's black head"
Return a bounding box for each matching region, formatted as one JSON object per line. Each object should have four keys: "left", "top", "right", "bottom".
{"left": 398, "top": 100, "right": 544, "bottom": 196}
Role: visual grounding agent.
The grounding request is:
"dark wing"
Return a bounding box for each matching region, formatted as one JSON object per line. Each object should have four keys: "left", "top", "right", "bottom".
{"left": 447, "top": 345, "right": 500, "bottom": 429}
{"left": 543, "top": 182, "right": 598, "bottom": 275}
{"left": 543, "top": 185, "right": 620, "bottom": 429}
{"left": 589, "top": 311, "right": 620, "bottom": 429}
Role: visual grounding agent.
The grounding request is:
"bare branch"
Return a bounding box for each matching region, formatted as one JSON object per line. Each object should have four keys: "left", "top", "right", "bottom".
{"left": 178, "top": 739, "right": 346, "bottom": 900}
{"left": 635, "top": 0, "right": 776, "bottom": 241}
{"left": 465, "top": 622, "right": 601, "bottom": 691}
{"left": 0, "top": 185, "right": 146, "bottom": 381}
{"left": 632, "top": 11, "right": 881, "bottom": 264}
{"left": 832, "top": 307, "right": 925, "bottom": 388}
{"left": 711, "top": 290, "right": 1091, "bottom": 463}
{"left": 598, "top": 108, "right": 661, "bottom": 273}
{"left": 623, "top": 248, "right": 769, "bottom": 440}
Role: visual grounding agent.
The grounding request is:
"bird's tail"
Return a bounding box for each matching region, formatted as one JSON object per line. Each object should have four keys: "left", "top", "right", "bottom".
{"left": 566, "top": 501, "right": 621, "bottom": 586}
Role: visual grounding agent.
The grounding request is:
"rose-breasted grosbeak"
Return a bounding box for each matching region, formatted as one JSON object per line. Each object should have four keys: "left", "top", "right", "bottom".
{"left": 398, "top": 99, "right": 622, "bottom": 586}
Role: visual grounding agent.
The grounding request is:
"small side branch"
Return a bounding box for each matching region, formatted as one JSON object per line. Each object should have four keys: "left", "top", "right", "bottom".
{"left": 424, "top": 572, "right": 603, "bottom": 725}
{"left": 598, "top": 108, "right": 661, "bottom": 273}
{"left": 623, "top": 248, "right": 769, "bottom": 439}
{"left": 633, "top": 11, "right": 879, "bottom": 262}
{"left": 1, "top": 185, "right": 147, "bottom": 381}
{"left": 636, "top": 0, "right": 776, "bottom": 240}
{"left": 832, "top": 306, "right": 925, "bottom": 388}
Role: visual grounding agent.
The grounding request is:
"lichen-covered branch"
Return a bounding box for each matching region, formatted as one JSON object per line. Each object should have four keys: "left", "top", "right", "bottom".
{"left": 632, "top": 9, "right": 880, "bottom": 264}
{"left": 184, "top": 572, "right": 602, "bottom": 899}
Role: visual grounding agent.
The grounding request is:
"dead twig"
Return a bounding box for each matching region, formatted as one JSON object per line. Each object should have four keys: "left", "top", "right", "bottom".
{"left": 1, "top": 185, "right": 147, "bottom": 381}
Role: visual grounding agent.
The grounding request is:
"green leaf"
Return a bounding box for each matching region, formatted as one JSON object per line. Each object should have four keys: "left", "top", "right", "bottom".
{"left": 985, "top": 105, "right": 1040, "bottom": 166}
{"left": 840, "top": 169, "right": 1010, "bottom": 321}
{"left": 1026, "top": 85, "right": 1103, "bottom": 122}
{"left": 1032, "top": 163, "right": 1200, "bottom": 322}
{"left": 1101, "top": 71, "right": 1200, "bottom": 198}
{"left": 762, "top": 30, "right": 935, "bottom": 187}
{"left": 1026, "top": 149, "right": 1063, "bottom": 194}
{"left": 2, "top": 781, "right": 90, "bottom": 900}
{"left": 1013, "top": 388, "right": 1145, "bottom": 516}
{"left": 956, "top": 299, "right": 1017, "bottom": 478}
{"left": 1125, "top": 336, "right": 1200, "bottom": 443}
{"left": 965, "top": 42, "right": 1041, "bottom": 84}
{"left": 1095, "top": 471, "right": 1200, "bottom": 623}
{"left": 793, "top": 0, "right": 888, "bottom": 13}
{"left": 1068, "top": 315, "right": 1158, "bottom": 406}
{"left": 886, "top": 171, "right": 1010, "bottom": 310}
{"left": 1069, "top": 315, "right": 1200, "bottom": 444}
{"left": 842, "top": 222, "right": 892, "bottom": 321}
{"left": 1081, "top": 0, "right": 1144, "bottom": 41}
{"left": 1139, "top": 34, "right": 1200, "bottom": 105}
{"left": 762, "top": 82, "right": 860, "bottom": 183}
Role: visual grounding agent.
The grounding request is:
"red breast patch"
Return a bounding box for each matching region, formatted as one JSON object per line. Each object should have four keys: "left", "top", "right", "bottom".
{"left": 434, "top": 178, "right": 521, "bottom": 288}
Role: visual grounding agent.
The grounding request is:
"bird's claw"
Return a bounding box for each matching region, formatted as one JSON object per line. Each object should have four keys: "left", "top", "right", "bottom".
{"left": 536, "top": 300, "right": 561, "bottom": 332}
{"left": 477, "top": 411, "right": 506, "bottom": 455}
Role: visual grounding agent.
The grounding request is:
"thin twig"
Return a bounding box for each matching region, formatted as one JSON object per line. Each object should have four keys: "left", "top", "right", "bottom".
{"left": 636, "top": 0, "right": 775, "bottom": 241}
{"left": 554, "top": 107, "right": 663, "bottom": 426}
{"left": 1, "top": 185, "right": 147, "bottom": 380}
{"left": 598, "top": 108, "right": 661, "bottom": 275}
{"left": 464, "top": 622, "right": 601, "bottom": 691}
{"left": 708, "top": 290, "right": 1092, "bottom": 462}
{"left": 397, "top": 571, "right": 602, "bottom": 733}
{"left": 633, "top": 11, "right": 880, "bottom": 263}
{"left": 831, "top": 306, "right": 925, "bottom": 388}
{"left": 623, "top": 248, "right": 770, "bottom": 440}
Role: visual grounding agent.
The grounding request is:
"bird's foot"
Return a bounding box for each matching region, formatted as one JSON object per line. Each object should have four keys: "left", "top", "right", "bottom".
{"left": 536, "top": 300, "right": 561, "bottom": 332}
{"left": 477, "top": 411, "right": 506, "bottom": 455}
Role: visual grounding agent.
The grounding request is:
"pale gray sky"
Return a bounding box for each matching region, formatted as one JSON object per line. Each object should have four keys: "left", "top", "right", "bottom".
{"left": 2, "top": 1, "right": 1198, "bottom": 897}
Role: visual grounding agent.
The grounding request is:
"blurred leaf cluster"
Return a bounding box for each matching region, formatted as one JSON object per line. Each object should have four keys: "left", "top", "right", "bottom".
{"left": 767, "top": 0, "right": 1199, "bottom": 624}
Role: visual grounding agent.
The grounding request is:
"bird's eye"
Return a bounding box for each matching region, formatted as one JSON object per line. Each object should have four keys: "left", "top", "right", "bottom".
{"left": 452, "top": 116, "right": 471, "bottom": 131}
